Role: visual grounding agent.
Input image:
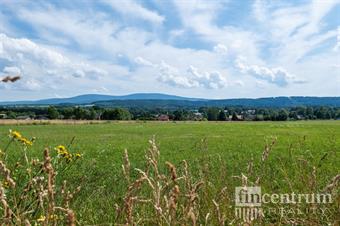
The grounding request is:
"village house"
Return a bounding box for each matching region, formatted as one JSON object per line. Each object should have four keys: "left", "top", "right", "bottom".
{"left": 16, "top": 115, "right": 32, "bottom": 120}
{"left": 157, "top": 114, "right": 170, "bottom": 121}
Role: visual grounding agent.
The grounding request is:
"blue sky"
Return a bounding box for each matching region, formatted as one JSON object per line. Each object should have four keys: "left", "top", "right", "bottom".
{"left": 0, "top": 0, "right": 339, "bottom": 100}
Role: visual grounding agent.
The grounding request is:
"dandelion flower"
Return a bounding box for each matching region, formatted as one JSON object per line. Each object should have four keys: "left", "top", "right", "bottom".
{"left": 9, "top": 130, "right": 22, "bottom": 139}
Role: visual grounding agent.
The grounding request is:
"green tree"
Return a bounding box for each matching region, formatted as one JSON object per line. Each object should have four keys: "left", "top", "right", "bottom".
{"left": 173, "top": 110, "right": 187, "bottom": 121}
{"left": 231, "top": 112, "right": 239, "bottom": 121}
{"left": 47, "top": 106, "right": 59, "bottom": 119}
{"left": 254, "top": 114, "right": 264, "bottom": 121}
{"left": 86, "top": 108, "right": 97, "bottom": 120}
{"left": 102, "top": 108, "right": 131, "bottom": 120}
{"left": 62, "top": 108, "right": 74, "bottom": 119}
{"left": 73, "top": 107, "right": 87, "bottom": 120}
{"left": 207, "top": 108, "right": 219, "bottom": 121}
{"left": 277, "top": 109, "right": 288, "bottom": 121}
{"left": 289, "top": 111, "right": 298, "bottom": 120}
{"left": 7, "top": 111, "right": 17, "bottom": 119}
{"left": 218, "top": 110, "right": 227, "bottom": 121}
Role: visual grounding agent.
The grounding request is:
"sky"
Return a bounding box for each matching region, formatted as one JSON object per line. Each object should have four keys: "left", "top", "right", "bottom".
{"left": 0, "top": 0, "right": 339, "bottom": 100}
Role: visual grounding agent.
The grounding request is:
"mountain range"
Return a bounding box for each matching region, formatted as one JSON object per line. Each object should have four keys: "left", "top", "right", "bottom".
{"left": 1, "top": 93, "right": 340, "bottom": 108}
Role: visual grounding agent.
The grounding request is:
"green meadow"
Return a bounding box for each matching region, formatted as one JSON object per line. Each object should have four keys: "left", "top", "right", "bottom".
{"left": 1, "top": 121, "right": 339, "bottom": 224}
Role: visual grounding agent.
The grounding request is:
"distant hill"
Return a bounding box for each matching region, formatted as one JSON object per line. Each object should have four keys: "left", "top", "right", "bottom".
{"left": 1, "top": 93, "right": 340, "bottom": 108}
{"left": 94, "top": 96, "right": 340, "bottom": 109}
{"left": 0, "top": 93, "right": 202, "bottom": 105}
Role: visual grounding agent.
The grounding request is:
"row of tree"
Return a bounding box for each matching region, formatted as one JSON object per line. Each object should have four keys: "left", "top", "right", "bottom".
{"left": 1, "top": 105, "right": 340, "bottom": 121}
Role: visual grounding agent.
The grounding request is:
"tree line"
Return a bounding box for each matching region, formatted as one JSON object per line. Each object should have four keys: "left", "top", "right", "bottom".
{"left": 1, "top": 105, "right": 340, "bottom": 121}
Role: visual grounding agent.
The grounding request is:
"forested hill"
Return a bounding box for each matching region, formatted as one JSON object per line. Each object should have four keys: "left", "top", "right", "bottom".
{"left": 94, "top": 96, "right": 340, "bottom": 109}
{"left": 1, "top": 94, "right": 340, "bottom": 108}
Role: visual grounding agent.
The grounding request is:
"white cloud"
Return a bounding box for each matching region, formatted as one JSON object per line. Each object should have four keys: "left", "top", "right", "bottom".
{"left": 173, "top": 0, "right": 260, "bottom": 61}
{"left": 134, "top": 56, "right": 154, "bottom": 67}
{"left": 103, "top": 0, "right": 164, "bottom": 24}
{"left": 252, "top": 0, "right": 340, "bottom": 63}
{"left": 139, "top": 59, "right": 228, "bottom": 89}
{"left": 3, "top": 66, "right": 21, "bottom": 75}
{"left": 0, "top": 33, "right": 110, "bottom": 91}
{"left": 15, "top": 5, "right": 120, "bottom": 53}
{"left": 0, "top": 33, "right": 68, "bottom": 66}
{"left": 0, "top": 0, "right": 339, "bottom": 99}
{"left": 0, "top": 77, "right": 41, "bottom": 91}
{"left": 213, "top": 44, "right": 228, "bottom": 55}
{"left": 186, "top": 65, "right": 227, "bottom": 89}
{"left": 235, "top": 57, "right": 304, "bottom": 87}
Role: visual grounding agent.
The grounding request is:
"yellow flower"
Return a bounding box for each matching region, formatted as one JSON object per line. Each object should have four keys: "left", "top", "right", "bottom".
{"left": 55, "top": 145, "right": 69, "bottom": 156}
{"left": 49, "top": 214, "right": 58, "bottom": 221}
{"left": 75, "top": 153, "right": 82, "bottom": 159}
{"left": 9, "top": 130, "right": 33, "bottom": 147}
{"left": 9, "top": 130, "right": 22, "bottom": 140}
{"left": 37, "top": 215, "right": 46, "bottom": 222}
{"left": 56, "top": 145, "right": 66, "bottom": 153}
{"left": 2, "top": 181, "right": 9, "bottom": 189}
{"left": 65, "top": 153, "right": 73, "bottom": 163}
{"left": 55, "top": 145, "right": 75, "bottom": 163}
{"left": 20, "top": 138, "right": 33, "bottom": 146}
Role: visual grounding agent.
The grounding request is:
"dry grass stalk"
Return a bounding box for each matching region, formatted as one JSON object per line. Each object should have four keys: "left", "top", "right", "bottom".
{"left": 212, "top": 199, "right": 224, "bottom": 226}
{"left": 261, "top": 137, "right": 277, "bottom": 162}
{"left": 166, "top": 161, "right": 177, "bottom": 182}
{"left": 43, "top": 148, "right": 56, "bottom": 225}
{"left": 122, "top": 149, "right": 131, "bottom": 182}
{"left": 0, "top": 184, "right": 14, "bottom": 224}
{"left": 0, "top": 161, "right": 16, "bottom": 188}
{"left": 67, "top": 209, "right": 76, "bottom": 226}
{"left": 117, "top": 138, "right": 208, "bottom": 225}
{"left": 324, "top": 174, "right": 340, "bottom": 192}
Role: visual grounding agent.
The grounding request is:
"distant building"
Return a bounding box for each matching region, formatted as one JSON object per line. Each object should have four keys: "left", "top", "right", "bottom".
{"left": 193, "top": 112, "right": 203, "bottom": 120}
{"left": 247, "top": 109, "right": 256, "bottom": 114}
{"left": 16, "top": 115, "right": 31, "bottom": 120}
{"left": 297, "top": 115, "right": 305, "bottom": 120}
{"left": 157, "top": 114, "right": 170, "bottom": 121}
{"left": 36, "top": 115, "right": 49, "bottom": 120}
{"left": 228, "top": 115, "right": 243, "bottom": 120}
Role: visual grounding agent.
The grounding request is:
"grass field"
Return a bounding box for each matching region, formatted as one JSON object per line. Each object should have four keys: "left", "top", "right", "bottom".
{"left": 0, "top": 121, "right": 339, "bottom": 225}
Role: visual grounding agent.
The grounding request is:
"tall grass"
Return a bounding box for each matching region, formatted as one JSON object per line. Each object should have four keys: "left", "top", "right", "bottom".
{"left": 0, "top": 130, "right": 80, "bottom": 225}
{"left": 0, "top": 129, "right": 339, "bottom": 225}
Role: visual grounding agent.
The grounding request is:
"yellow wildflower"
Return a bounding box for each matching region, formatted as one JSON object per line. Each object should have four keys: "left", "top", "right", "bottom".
{"left": 20, "top": 138, "right": 33, "bottom": 146}
{"left": 9, "top": 130, "right": 22, "bottom": 139}
{"left": 2, "top": 181, "right": 9, "bottom": 189}
{"left": 37, "top": 215, "right": 46, "bottom": 222}
{"left": 75, "top": 153, "right": 82, "bottom": 159}
{"left": 65, "top": 153, "right": 73, "bottom": 163}
{"left": 9, "top": 130, "right": 33, "bottom": 147}
{"left": 55, "top": 145, "right": 67, "bottom": 154}
{"left": 49, "top": 214, "right": 58, "bottom": 221}
{"left": 55, "top": 145, "right": 75, "bottom": 163}
{"left": 55, "top": 145, "right": 69, "bottom": 158}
